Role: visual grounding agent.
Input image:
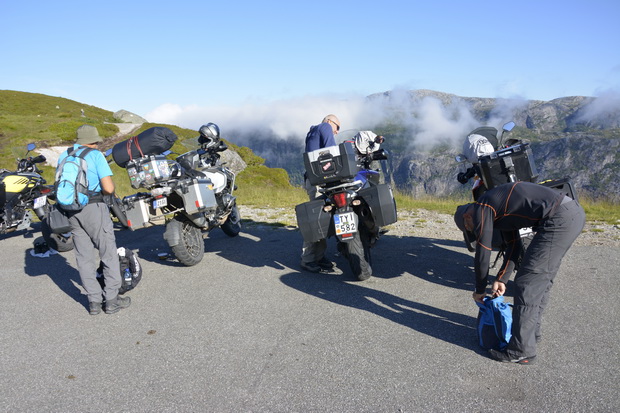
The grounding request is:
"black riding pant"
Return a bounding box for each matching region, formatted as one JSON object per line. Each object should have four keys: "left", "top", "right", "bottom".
{"left": 507, "top": 198, "right": 586, "bottom": 358}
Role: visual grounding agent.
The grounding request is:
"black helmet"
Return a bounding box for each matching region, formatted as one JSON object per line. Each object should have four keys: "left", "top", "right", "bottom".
{"left": 198, "top": 122, "right": 220, "bottom": 148}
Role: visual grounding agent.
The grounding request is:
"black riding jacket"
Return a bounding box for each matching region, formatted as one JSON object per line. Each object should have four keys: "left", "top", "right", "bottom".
{"left": 471, "top": 182, "right": 564, "bottom": 293}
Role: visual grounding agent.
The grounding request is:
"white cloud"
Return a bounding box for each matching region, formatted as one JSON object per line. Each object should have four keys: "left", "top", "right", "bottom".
{"left": 145, "top": 90, "right": 499, "bottom": 150}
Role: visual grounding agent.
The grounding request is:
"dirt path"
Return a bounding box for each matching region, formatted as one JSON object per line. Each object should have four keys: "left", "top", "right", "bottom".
{"left": 37, "top": 122, "right": 143, "bottom": 167}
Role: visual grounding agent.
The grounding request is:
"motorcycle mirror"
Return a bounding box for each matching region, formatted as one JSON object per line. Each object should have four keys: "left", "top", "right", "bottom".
{"left": 502, "top": 121, "right": 515, "bottom": 132}
{"left": 27, "top": 143, "right": 36, "bottom": 151}
{"left": 455, "top": 154, "right": 467, "bottom": 163}
{"left": 161, "top": 150, "right": 172, "bottom": 156}
{"left": 104, "top": 148, "right": 113, "bottom": 157}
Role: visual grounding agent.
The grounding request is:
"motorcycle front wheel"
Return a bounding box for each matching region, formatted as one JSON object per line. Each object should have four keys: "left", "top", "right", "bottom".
{"left": 339, "top": 230, "right": 372, "bottom": 281}
{"left": 166, "top": 216, "right": 204, "bottom": 266}
{"left": 221, "top": 204, "right": 241, "bottom": 237}
{"left": 40, "top": 219, "right": 74, "bottom": 252}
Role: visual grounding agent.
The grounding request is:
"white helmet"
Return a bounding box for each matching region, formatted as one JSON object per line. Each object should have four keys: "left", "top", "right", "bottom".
{"left": 354, "top": 130, "right": 380, "bottom": 154}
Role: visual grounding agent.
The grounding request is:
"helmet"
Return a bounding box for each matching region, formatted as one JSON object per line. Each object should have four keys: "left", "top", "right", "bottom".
{"left": 198, "top": 122, "right": 220, "bottom": 148}
{"left": 353, "top": 130, "right": 379, "bottom": 154}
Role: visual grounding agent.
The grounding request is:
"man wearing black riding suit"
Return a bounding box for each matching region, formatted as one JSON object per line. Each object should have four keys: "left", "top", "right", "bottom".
{"left": 454, "top": 181, "right": 585, "bottom": 364}
{"left": 300, "top": 114, "right": 340, "bottom": 273}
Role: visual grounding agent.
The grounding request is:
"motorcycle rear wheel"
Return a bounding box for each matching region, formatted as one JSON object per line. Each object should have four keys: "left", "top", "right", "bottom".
{"left": 166, "top": 216, "right": 204, "bottom": 266}
{"left": 40, "top": 219, "right": 74, "bottom": 252}
{"left": 221, "top": 204, "right": 241, "bottom": 237}
{"left": 340, "top": 230, "right": 372, "bottom": 281}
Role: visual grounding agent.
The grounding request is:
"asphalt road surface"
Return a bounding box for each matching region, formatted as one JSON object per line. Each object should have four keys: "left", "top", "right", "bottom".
{"left": 0, "top": 221, "right": 618, "bottom": 412}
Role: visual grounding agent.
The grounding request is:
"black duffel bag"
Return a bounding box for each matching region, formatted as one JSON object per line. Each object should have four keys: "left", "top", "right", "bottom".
{"left": 112, "top": 127, "right": 178, "bottom": 168}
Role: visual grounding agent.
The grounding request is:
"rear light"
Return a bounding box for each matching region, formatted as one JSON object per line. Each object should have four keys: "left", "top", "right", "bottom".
{"left": 333, "top": 192, "right": 347, "bottom": 208}
{"left": 40, "top": 187, "right": 52, "bottom": 194}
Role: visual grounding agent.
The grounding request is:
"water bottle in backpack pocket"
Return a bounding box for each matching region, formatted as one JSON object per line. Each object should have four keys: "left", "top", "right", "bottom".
{"left": 476, "top": 296, "right": 513, "bottom": 351}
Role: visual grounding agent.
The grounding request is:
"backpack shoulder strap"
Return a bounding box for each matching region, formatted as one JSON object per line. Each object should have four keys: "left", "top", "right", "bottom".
{"left": 75, "top": 146, "right": 94, "bottom": 159}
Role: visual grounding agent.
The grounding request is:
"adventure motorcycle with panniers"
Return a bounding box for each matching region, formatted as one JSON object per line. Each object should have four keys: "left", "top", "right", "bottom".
{"left": 111, "top": 126, "right": 241, "bottom": 266}
{"left": 454, "top": 121, "right": 578, "bottom": 257}
{"left": 0, "top": 143, "right": 74, "bottom": 251}
{"left": 296, "top": 131, "right": 397, "bottom": 281}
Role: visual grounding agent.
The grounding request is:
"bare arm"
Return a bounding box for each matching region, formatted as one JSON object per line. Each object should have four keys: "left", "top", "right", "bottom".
{"left": 100, "top": 175, "right": 115, "bottom": 195}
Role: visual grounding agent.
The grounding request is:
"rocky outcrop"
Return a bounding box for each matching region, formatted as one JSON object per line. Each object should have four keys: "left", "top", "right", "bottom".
{"left": 113, "top": 109, "right": 148, "bottom": 124}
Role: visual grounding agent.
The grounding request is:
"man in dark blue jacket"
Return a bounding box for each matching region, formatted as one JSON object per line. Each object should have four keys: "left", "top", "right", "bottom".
{"left": 300, "top": 114, "right": 340, "bottom": 273}
{"left": 454, "top": 181, "right": 585, "bottom": 364}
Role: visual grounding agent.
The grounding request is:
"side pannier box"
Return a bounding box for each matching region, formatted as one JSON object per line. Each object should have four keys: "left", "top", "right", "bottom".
{"left": 295, "top": 199, "right": 332, "bottom": 243}
{"left": 478, "top": 143, "right": 538, "bottom": 190}
{"left": 123, "top": 195, "right": 152, "bottom": 230}
{"left": 540, "top": 177, "right": 578, "bottom": 202}
{"left": 176, "top": 178, "right": 217, "bottom": 215}
{"left": 304, "top": 142, "right": 359, "bottom": 186}
{"left": 126, "top": 155, "right": 171, "bottom": 189}
{"left": 357, "top": 183, "right": 398, "bottom": 227}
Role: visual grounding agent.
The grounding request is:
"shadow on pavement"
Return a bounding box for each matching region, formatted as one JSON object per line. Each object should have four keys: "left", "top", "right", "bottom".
{"left": 280, "top": 271, "right": 479, "bottom": 351}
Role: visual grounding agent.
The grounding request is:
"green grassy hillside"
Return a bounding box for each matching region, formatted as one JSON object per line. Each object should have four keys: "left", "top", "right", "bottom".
{"left": 0, "top": 90, "right": 302, "bottom": 206}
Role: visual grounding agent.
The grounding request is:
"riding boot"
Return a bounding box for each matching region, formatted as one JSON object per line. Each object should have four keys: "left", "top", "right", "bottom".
{"left": 105, "top": 295, "right": 131, "bottom": 314}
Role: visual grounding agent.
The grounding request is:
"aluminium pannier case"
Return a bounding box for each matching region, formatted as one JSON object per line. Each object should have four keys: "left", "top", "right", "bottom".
{"left": 126, "top": 155, "right": 172, "bottom": 189}
{"left": 123, "top": 195, "right": 152, "bottom": 230}
{"left": 478, "top": 143, "right": 538, "bottom": 190}
{"left": 304, "top": 142, "right": 359, "bottom": 186}
{"left": 176, "top": 178, "right": 217, "bottom": 215}
{"left": 295, "top": 199, "right": 332, "bottom": 243}
{"left": 357, "top": 183, "right": 398, "bottom": 227}
{"left": 112, "top": 127, "right": 178, "bottom": 168}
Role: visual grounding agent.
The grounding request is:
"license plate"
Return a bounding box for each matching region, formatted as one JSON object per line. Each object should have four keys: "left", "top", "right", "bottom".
{"left": 33, "top": 195, "right": 47, "bottom": 209}
{"left": 153, "top": 197, "right": 167, "bottom": 209}
{"left": 334, "top": 212, "right": 357, "bottom": 235}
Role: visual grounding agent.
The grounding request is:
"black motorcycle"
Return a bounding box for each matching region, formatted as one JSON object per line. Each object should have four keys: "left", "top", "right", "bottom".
{"left": 0, "top": 143, "right": 74, "bottom": 251}
{"left": 296, "top": 131, "right": 397, "bottom": 280}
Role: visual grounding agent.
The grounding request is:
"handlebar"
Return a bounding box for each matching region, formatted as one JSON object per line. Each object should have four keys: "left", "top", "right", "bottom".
{"left": 457, "top": 166, "right": 477, "bottom": 184}
{"left": 31, "top": 155, "right": 46, "bottom": 164}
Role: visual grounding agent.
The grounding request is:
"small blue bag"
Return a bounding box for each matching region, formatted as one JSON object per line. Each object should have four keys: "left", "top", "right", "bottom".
{"left": 476, "top": 296, "right": 513, "bottom": 350}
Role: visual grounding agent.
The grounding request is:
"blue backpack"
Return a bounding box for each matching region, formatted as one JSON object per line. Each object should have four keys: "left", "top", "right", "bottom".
{"left": 476, "top": 296, "right": 513, "bottom": 351}
{"left": 54, "top": 147, "right": 94, "bottom": 211}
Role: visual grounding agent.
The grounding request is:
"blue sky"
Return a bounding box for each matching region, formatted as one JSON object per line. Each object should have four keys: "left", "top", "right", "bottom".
{"left": 2, "top": 0, "right": 619, "bottom": 139}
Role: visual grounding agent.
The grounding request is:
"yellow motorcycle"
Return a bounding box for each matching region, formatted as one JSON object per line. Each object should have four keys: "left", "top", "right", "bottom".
{"left": 0, "top": 143, "right": 73, "bottom": 251}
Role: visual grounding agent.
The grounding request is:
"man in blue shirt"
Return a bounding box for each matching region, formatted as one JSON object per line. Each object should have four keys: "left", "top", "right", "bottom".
{"left": 300, "top": 114, "right": 340, "bottom": 273}
{"left": 57, "top": 125, "right": 131, "bottom": 315}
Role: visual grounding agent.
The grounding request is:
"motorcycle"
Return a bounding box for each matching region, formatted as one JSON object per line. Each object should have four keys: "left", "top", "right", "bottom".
{"left": 296, "top": 131, "right": 397, "bottom": 281}
{"left": 455, "top": 121, "right": 531, "bottom": 201}
{"left": 117, "top": 136, "right": 241, "bottom": 266}
{"left": 0, "top": 143, "right": 74, "bottom": 251}
{"left": 454, "top": 122, "right": 575, "bottom": 266}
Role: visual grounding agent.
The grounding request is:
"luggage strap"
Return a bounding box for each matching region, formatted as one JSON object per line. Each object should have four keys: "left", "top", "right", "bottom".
{"left": 127, "top": 136, "right": 145, "bottom": 161}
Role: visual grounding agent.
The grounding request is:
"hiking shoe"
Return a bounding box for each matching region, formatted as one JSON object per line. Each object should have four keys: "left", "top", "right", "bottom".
{"left": 105, "top": 295, "right": 131, "bottom": 314}
{"left": 89, "top": 302, "right": 102, "bottom": 315}
{"left": 488, "top": 349, "right": 536, "bottom": 365}
{"left": 300, "top": 261, "right": 322, "bottom": 273}
{"left": 317, "top": 257, "right": 335, "bottom": 270}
